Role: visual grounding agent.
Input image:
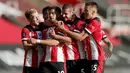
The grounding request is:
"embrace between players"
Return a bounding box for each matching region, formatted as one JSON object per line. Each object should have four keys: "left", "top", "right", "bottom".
{"left": 21, "top": 1, "right": 113, "bottom": 73}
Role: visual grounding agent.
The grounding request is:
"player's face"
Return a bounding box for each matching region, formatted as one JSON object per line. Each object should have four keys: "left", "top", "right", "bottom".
{"left": 28, "top": 12, "right": 39, "bottom": 26}
{"left": 84, "top": 5, "right": 93, "bottom": 19}
{"left": 49, "top": 9, "right": 56, "bottom": 21}
{"left": 62, "top": 8, "right": 73, "bottom": 21}
{"left": 43, "top": 10, "right": 49, "bottom": 21}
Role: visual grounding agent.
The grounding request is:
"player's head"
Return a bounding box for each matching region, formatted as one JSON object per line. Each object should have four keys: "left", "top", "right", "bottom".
{"left": 48, "top": 6, "right": 61, "bottom": 21}
{"left": 62, "top": 4, "right": 74, "bottom": 21}
{"left": 42, "top": 6, "right": 50, "bottom": 21}
{"left": 25, "top": 8, "right": 39, "bottom": 26}
{"left": 84, "top": 1, "right": 98, "bottom": 19}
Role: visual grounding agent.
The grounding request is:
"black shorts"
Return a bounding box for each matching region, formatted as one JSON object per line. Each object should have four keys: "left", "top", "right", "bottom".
{"left": 66, "top": 60, "right": 82, "bottom": 73}
{"left": 93, "top": 60, "right": 105, "bottom": 73}
{"left": 22, "top": 66, "right": 39, "bottom": 73}
{"left": 39, "top": 62, "right": 66, "bottom": 73}
{"left": 77, "top": 59, "right": 88, "bottom": 73}
{"left": 80, "top": 60, "right": 105, "bottom": 73}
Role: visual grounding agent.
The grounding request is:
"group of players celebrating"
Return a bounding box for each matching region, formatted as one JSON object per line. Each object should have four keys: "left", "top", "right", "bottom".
{"left": 21, "top": 1, "right": 113, "bottom": 73}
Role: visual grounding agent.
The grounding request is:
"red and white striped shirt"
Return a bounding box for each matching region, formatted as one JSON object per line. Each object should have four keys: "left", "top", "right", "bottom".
{"left": 83, "top": 18, "right": 105, "bottom": 61}
{"left": 41, "top": 25, "right": 67, "bottom": 62}
{"left": 63, "top": 20, "right": 86, "bottom": 60}
{"left": 21, "top": 25, "right": 43, "bottom": 67}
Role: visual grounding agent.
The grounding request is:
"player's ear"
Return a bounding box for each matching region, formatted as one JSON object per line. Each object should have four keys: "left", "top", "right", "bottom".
{"left": 92, "top": 9, "right": 96, "bottom": 15}
{"left": 93, "top": 7, "right": 97, "bottom": 14}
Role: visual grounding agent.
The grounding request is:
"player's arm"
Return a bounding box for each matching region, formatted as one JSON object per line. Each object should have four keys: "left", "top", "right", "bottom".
{"left": 49, "top": 28, "right": 72, "bottom": 44}
{"left": 54, "top": 35, "right": 72, "bottom": 44}
{"left": 39, "top": 39, "right": 59, "bottom": 46}
{"left": 60, "top": 28, "right": 87, "bottom": 41}
{"left": 51, "top": 32, "right": 72, "bottom": 44}
{"left": 49, "top": 20, "right": 72, "bottom": 44}
{"left": 56, "top": 22, "right": 87, "bottom": 41}
{"left": 22, "top": 40, "right": 34, "bottom": 50}
{"left": 30, "top": 38, "right": 59, "bottom": 46}
{"left": 56, "top": 20, "right": 99, "bottom": 41}
{"left": 22, "top": 40, "right": 34, "bottom": 51}
{"left": 50, "top": 20, "right": 86, "bottom": 41}
{"left": 21, "top": 28, "right": 34, "bottom": 50}
{"left": 103, "top": 37, "right": 113, "bottom": 58}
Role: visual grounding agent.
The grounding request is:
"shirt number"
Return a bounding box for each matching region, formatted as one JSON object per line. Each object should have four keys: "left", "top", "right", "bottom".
{"left": 91, "top": 64, "right": 98, "bottom": 71}
{"left": 58, "top": 71, "right": 64, "bottom": 73}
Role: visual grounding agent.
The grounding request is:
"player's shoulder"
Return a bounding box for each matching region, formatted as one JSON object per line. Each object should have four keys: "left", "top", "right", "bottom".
{"left": 23, "top": 25, "right": 31, "bottom": 29}
{"left": 74, "top": 16, "right": 85, "bottom": 25}
{"left": 93, "top": 17, "right": 101, "bottom": 22}
{"left": 77, "top": 20, "right": 85, "bottom": 24}
{"left": 76, "top": 20, "right": 85, "bottom": 28}
{"left": 90, "top": 17, "right": 101, "bottom": 26}
{"left": 22, "top": 25, "right": 32, "bottom": 31}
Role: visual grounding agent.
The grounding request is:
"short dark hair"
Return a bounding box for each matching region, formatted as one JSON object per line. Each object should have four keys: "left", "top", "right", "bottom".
{"left": 62, "top": 3, "right": 74, "bottom": 10}
{"left": 85, "top": 1, "right": 98, "bottom": 9}
{"left": 49, "top": 6, "right": 61, "bottom": 20}
{"left": 49, "top": 6, "right": 61, "bottom": 15}
{"left": 42, "top": 6, "right": 50, "bottom": 14}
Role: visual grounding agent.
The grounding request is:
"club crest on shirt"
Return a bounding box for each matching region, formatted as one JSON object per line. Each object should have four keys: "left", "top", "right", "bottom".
{"left": 36, "top": 31, "right": 42, "bottom": 39}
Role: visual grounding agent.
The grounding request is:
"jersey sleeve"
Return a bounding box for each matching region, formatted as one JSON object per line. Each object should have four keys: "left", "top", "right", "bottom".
{"left": 84, "top": 20, "right": 100, "bottom": 35}
{"left": 21, "top": 28, "right": 30, "bottom": 41}
{"left": 74, "top": 20, "right": 86, "bottom": 33}
{"left": 101, "top": 30, "right": 107, "bottom": 40}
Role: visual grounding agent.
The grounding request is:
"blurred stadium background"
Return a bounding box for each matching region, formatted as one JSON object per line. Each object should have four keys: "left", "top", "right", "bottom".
{"left": 0, "top": 0, "right": 130, "bottom": 73}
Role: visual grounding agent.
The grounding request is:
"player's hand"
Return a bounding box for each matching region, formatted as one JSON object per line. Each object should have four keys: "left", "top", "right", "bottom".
{"left": 49, "top": 29, "right": 56, "bottom": 38}
{"left": 51, "top": 20, "right": 58, "bottom": 26}
{"left": 56, "top": 21, "right": 65, "bottom": 30}
{"left": 30, "top": 38, "right": 37, "bottom": 45}
{"left": 27, "top": 39, "right": 31, "bottom": 44}
{"left": 105, "top": 49, "right": 112, "bottom": 58}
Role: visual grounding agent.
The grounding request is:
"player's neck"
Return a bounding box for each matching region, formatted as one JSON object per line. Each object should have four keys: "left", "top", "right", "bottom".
{"left": 30, "top": 25, "right": 39, "bottom": 29}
